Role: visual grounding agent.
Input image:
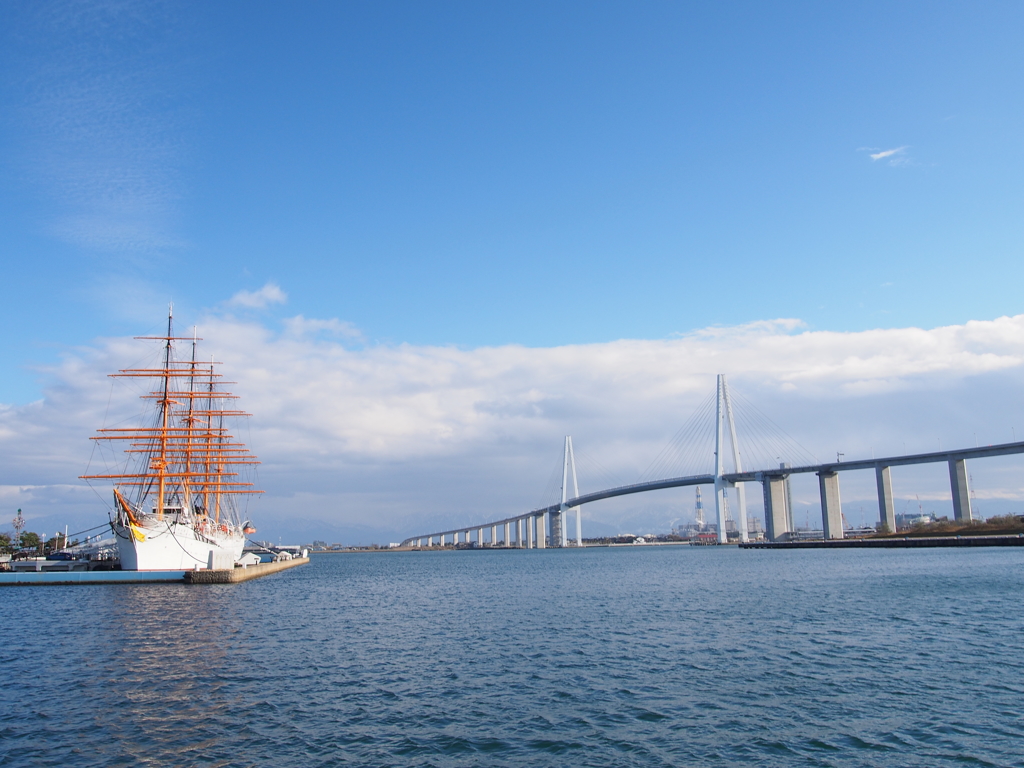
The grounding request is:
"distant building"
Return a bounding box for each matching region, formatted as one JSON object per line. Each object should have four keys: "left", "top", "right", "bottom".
{"left": 896, "top": 513, "right": 936, "bottom": 529}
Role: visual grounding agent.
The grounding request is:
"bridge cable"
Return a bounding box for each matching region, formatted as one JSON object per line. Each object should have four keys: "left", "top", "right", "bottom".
{"left": 638, "top": 391, "right": 718, "bottom": 483}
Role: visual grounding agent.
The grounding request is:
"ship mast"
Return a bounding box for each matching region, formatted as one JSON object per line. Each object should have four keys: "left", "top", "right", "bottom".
{"left": 180, "top": 326, "right": 199, "bottom": 520}
{"left": 155, "top": 305, "right": 174, "bottom": 522}
{"left": 208, "top": 356, "right": 222, "bottom": 524}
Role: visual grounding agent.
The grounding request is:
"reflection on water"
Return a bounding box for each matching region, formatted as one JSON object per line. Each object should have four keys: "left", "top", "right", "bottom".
{"left": 103, "top": 587, "right": 246, "bottom": 764}
{"left": 3, "top": 547, "right": 1024, "bottom": 767}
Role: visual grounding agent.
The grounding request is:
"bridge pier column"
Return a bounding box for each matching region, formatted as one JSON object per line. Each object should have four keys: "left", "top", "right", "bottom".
{"left": 876, "top": 465, "right": 896, "bottom": 532}
{"left": 949, "top": 458, "right": 973, "bottom": 522}
{"left": 526, "top": 517, "right": 534, "bottom": 548}
{"left": 490, "top": 525, "right": 497, "bottom": 547}
{"left": 818, "top": 471, "right": 844, "bottom": 539}
{"left": 504, "top": 522, "right": 510, "bottom": 547}
{"left": 477, "top": 527, "right": 484, "bottom": 547}
{"left": 550, "top": 509, "right": 562, "bottom": 547}
{"left": 762, "top": 475, "right": 790, "bottom": 541}
{"left": 537, "top": 513, "right": 547, "bottom": 548}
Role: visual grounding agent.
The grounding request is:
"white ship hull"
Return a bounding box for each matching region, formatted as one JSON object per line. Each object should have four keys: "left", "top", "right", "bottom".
{"left": 113, "top": 515, "right": 245, "bottom": 571}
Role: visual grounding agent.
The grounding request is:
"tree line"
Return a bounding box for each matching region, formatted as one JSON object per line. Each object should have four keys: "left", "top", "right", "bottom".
{"left": 1, "top": 532, "right": 79, "bottom": 555}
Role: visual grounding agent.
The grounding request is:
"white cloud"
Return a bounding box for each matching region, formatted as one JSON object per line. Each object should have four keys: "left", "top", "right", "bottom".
{"left": 228, "top": 283, "right": 288, "bottom": 309}
{"left": 282, "top": 315, "right": 362, "bottom": 340}
{"left": 5, "top": 312, "right": 1024, "bottom": 543}
{"left": 867, "top": 146, "right": 910, "bottom": 165}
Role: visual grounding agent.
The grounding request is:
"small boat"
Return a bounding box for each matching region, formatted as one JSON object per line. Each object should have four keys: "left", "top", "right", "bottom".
{"left": 81, "top": 308, "right": 262, "bottom": 571}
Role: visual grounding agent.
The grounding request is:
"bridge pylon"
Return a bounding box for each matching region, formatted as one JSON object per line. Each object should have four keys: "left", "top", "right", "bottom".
{"left": 715, "top": 374, "right": 748, "bottom": 544}
{"left": 553, "top": 436, "right": 582, "bottom": 547}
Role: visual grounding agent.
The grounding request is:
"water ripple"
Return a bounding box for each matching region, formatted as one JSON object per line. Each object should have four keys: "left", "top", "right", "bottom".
{"left": 3, "top": 547, "right": 1024, "bottom": 766}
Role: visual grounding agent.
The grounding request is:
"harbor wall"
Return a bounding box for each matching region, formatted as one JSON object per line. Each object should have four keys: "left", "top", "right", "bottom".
{"left": 185, "top": 556, "right": 309, "bottom": 583}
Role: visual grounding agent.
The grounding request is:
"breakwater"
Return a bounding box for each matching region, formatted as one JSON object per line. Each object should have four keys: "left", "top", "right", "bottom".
{"left": 740, "top": 533, "right": 1024, "bottom": 549}
{"left": 185, "top": 556, "right": 309, "bottom": 582}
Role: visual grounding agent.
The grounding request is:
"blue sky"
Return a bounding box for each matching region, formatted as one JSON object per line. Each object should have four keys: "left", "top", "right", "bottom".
{"left": 2, "top": 1, "right": 1023, "bottom": 402}
{"left": 3, "top": 2, "right": 1024, "bottom": 543}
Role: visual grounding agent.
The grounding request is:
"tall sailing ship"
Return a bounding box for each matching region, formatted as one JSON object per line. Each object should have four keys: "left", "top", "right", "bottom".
{"left": 82, "top": 309, "right": 261, "bottom": 571}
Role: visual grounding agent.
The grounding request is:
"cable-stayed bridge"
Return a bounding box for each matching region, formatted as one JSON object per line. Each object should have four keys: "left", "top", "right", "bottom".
{"left": 402, "top": 375, "right": 1024, "bottom": 548}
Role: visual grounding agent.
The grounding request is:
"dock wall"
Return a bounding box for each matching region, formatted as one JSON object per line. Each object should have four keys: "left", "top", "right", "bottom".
{"left": 185, "top": 556, "right": 309, "bottom": 583}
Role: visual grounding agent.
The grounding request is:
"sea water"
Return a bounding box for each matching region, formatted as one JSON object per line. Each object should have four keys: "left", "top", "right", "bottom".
{"left": 2, "top": 546, "right": 1023, "bottom": 767}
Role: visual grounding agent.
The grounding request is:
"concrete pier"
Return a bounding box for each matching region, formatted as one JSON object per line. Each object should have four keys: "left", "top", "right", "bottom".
{"left": 1, "top": 569, "right": 188, "bottom": 586}
{"left": 818, "top": 471, "right": 844, "bottom": 539}
{"left": 876, "top": 465, "right": 896, "bottom": 532}
{"left": 537, "top": 512, "right": 547, "bottom": 548}
{"left": 1, "top": 556, "right": 310, "bottom": 586}
{"left": 551, "top": 509, "right": 563, "bottom": 547}
{"left": 185, "top": 556, "right": 309, "bottom": 583}
{"left": 762, "top": 475, "right": 790, "bottom": 541}
{"left": 949, "top": 458, "right": 973, "bottom": 522}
